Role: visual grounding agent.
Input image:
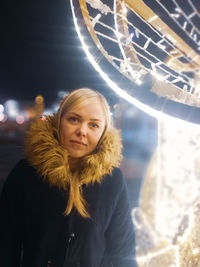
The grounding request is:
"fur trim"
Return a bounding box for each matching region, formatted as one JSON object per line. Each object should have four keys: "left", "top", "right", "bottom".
{"left": 25, "top": 115, "right": 122, "bottom": 217}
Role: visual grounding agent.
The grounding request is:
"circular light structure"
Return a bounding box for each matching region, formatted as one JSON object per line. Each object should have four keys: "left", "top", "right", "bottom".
{"left": 70, "top": 0, "right": 200, "bottom": 124}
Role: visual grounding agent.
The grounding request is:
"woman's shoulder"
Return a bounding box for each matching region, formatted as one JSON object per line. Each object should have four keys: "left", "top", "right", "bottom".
{"left": 101, "top": 167, "right": 126, "bottom": 193}
{"left": 9, "top": 158, "right": 36, "bottom": 175}
{"left": 0, "top": 159, "right": 33, "bottom": 198}
{"left": 3, "top": 159, "right": 38, "bottom": 187}
{"left": 106, "top": 167, "right": 124, "bottom": 182}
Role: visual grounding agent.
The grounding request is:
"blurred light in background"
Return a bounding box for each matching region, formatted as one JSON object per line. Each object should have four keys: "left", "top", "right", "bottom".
{"left": 58, "top": 90, "right": 69, "bottom": 99}
{"left": 16, "top": 115, "right": 25, "bottom": 125}
{"left": 0, "top": 113, "right": 7, "bottom": 122}
{"left": 52, "top": 103, "right": 59, "bottom": 112}
{"left": 43, "top": 109, "right": 53, "bottom": 116}
{"left": 0, "top": 104, "right": 4, "bottom": 113}
{"left": 4, "top": 100, "right": 19, "bottom": 119}
{"left": 35, "top": 95, "right": 44, "bottom": 105}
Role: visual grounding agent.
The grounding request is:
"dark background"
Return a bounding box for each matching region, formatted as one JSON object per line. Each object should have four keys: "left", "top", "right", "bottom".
{"left": 0, "top": 0, "right": 119, "bottom": 107}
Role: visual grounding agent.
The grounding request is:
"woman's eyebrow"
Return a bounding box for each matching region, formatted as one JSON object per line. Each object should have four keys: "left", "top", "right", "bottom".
{"left": 90, "top": 118, "right": 102, "bottom": 122}
{"left": 66, "top": 112, "right": 81, "bottom": 118}
{"left": 67, "top": 112, "right": 103, "bottom": 122}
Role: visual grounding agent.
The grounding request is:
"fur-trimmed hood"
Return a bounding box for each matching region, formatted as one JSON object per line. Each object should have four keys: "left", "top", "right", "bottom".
{"left": 25, "top": 115, "right": 122, "bottom": 217}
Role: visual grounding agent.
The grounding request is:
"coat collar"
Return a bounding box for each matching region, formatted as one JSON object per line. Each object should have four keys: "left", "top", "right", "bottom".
{"left": 25, "top": 115, "right": 122, "bottom": 189}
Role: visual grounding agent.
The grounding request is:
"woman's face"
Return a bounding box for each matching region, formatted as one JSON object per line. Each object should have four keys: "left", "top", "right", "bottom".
{"left": 60, "top": 99, "right": 106, "bottom": 159}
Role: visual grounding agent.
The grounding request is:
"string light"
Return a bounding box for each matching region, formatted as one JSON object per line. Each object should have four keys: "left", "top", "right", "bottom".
{"left": 92, "top": 13, "right": 101, "bottom": 26}
{"left": 148, "top": 15, "right": 158, "bottom": 23}
{"left": 134, "top": 119, "right": 200, "bottom": 266}
{"left": 159, "top": 0, "right": 200, "bottom": 44}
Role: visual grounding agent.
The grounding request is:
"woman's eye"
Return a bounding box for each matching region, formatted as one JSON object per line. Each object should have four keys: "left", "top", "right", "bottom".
{"left": 68, "top": 117, "right": 78, "bottom": 122}
{"left": 90, "top": 122, "right": 99, "bottom": 128}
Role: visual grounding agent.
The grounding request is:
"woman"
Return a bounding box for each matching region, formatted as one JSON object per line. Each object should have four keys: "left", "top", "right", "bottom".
{"left": 0, "top": 88, "right": 137, "bottom": 267}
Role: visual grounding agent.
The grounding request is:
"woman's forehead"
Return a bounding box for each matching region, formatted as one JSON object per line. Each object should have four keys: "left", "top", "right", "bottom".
{"left": 69, "top": 97, "right": 103, "bottom": 111}
{"left": 70, "top": 100, "right": 105, "bottom": 117}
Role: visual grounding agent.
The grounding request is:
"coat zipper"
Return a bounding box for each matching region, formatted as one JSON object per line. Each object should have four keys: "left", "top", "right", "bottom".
{"left": 63, "top": 232, "right": 75, "bottom": 266}
{"left": 46, "top": 260, "right": 52, "bottom": 267}
{"left": 67, "top": 233, "right": 74, "bottom": 255}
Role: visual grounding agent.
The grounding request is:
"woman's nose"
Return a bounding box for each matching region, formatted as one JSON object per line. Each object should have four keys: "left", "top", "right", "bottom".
{"left": 76, "top": 124, "right": 87, "bottom": 136}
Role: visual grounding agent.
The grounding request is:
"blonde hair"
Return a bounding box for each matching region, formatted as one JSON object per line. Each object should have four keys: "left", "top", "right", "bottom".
{"left": 56, "top": 88, "right": 112, "bottom": 217}
{"left": 57, "top": 87, "right": 111, "bottom": 146}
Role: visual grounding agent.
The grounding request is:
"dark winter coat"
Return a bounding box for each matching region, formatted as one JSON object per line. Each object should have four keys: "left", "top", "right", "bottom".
{"left": 0, "top": 116, "right": 137, "bottom": 267}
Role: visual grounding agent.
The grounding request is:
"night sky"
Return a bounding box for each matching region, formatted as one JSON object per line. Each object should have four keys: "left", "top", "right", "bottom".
{"left": 0, "top": 0, "right": 119, "bottom": 107}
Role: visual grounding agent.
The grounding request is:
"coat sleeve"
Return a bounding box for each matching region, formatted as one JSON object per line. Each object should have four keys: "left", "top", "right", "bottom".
{"left": 0, "top": 161, "right": 23, "bottom": 267}
{"left": 105, "top": 169, "right": 138, "bottom": 267}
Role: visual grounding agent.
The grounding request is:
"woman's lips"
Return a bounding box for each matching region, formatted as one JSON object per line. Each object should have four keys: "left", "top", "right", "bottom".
{"left": 70, "top": 140, "right": 87, "bottom": 146}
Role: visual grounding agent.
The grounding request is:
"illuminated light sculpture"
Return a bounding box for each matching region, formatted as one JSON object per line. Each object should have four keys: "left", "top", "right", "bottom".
{"left": 70, "top": 0, "right": 200, "bottom": 266}
{"left": 133, "top": 119, "right": 200, "bottom": 266}
{"left": 71, "top": 0, "right": 200, "bottom": 123}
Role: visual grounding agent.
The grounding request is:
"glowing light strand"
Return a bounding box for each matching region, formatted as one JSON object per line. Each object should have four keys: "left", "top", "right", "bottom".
{"left": 123, "top": 2, "right": 197, "bottom": 58}
{"left": 92, "top": 12, "right": 190, "bottom": 84}
{"left": 89, "top": 2, "right": 195, "bottom": 71}
{"left": 87, "top": 0, "right": 198, "bottom": 90}
{"left": 188, "top": 0, "right": 200, "bottom": 16}
{"left": 135, "top": 119, "right": 200, "bottom": 265}
{"left": 158, "top": 0, "right": 200, "bottom": 44}
{"left": 86, "top": 4, "right": 194, "bottom": 91}
{"left": 124, "top": 2, "right": 196, "bottom": 80}
{"left": 94, "top": 23, "right": 192, "bottom": 90}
